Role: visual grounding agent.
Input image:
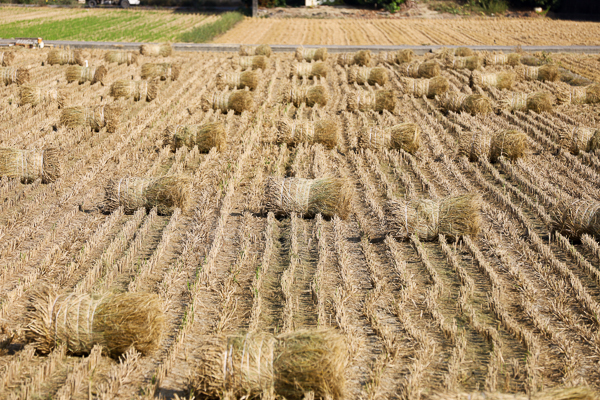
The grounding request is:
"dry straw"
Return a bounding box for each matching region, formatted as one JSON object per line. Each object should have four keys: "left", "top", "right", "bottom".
{"left": 103, "top": 175, "right": 192, "bottom": 215}
{"left": 239, "top": 56, "right": 268, "bottom": 71}
{"left": 517, "top": 64, "right": 559, "bottom": 82}
{"left": 557, "top": 84, "right": 600, "bottom": 105}
{"left": 104, "top": 50, "right": 138, "bottom": 65}
{"left": 291, "top": 62, "right": 328, "bottom": 79}
{"left": 190, "top": 329, "right": 348, "bottom": 400}
{"left": 500, "top": 91, "right": 553, "bottom": 113}
{"left": 358, "top": 123, "right": 420, "bottom": 154}
{"left": 19, "top": 85, "right": 59, "bottom": 106}
{"left": 141, "top": 63, "right": 181, "bottom": 81}
{"left": 0, "top": 51, "right": 15, "bottom": 67}
{"left": 1, "top": 67, "right": 29, "bottom": 86}
{"left": 295, "top": 47, "right": 328, "bottom": 62}
{"left": 140, "top": 43, "right": 172, "bottom": 57}
{"left": 0, "top": 148, "right": 60, "bottom": 183}
{"left": 264, "top": 176, "right": 351, "bottom": 219}
{"left": 23, "top": 284, "right": 164, "bottom": 357}
{"left": 60, "top": 104, "right": 122, "bottom": 133}
{"left": 559, "top": 127, "right": 600, "bottom": 155}
{"left": 459, "top": 129, "right": 528, "bottom": 162}
{"left": 431, "top": 387, "right": 599, "bottom": 400}
{"left": 281, "top": 85, "right": 329, "bottom": 107}
{"left": 47, "top": 48, "right": 84, "bottom": 66}
{"left": 347, "top": 89, "right": 396, "bottom": 113}
{"left": 66, "top": 65, "right": 107, "bottom": 85}
{"left": 387, "top": 193, "right": 482, "bottom": 241}
{"left": 217, "top": 71, "right": 259, "bottom": 90}
{"left": 240, "top": 44, "right": 272, "bottom": 57}
{"left": 444, "top": 55, "right": 481, "bottom": 71}
{"left": 337, "top": 50, "right": 372, "bottom": 67}
{"left": 483, "top": 52, "right": 521, "bottom": 66}
{"left": 347, "top": 66, "right": 389, "bottom": 86}
{"left": 520, "top": 55, "right": 542, "bottom": 66}
{"left": 276, "top": 118, "right": 338, "bottom": 149}
{"left": 551, "top": 199, "right": 600, "bottom": 239}
{"left": 379, "top": 49, "right": 415, "bottom": 64}
{"left": 439, "top": 92, "right": 492, "bottom": 115}
{"left": 400, "top": 61, "right": 441, "bottom": 78}
{"left": 165, "top": 122, "right": 227, "bottom": 153}
{"left": 470, "top": 71, "right": 515, "bottom": 90}
{"left": 558, "top": 68, "right": 592, "bottom": 86}
{"left": 109, "top": 79, "right": 158, "bottom": 102}
{"left": 401, "top": 76, "right": 449, "bottom": 98}
{"left": 201, "top": 90, "right": 254, "bottom": 114}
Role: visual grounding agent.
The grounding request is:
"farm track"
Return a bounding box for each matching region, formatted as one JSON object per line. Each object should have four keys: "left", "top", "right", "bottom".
{"left": 1, "top": 47, "right": 600, "bottom": 399}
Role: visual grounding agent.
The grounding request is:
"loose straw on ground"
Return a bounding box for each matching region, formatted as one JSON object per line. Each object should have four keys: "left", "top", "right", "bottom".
{"left": 141, "top": 63, "right": 180, "bottom": 81}
{"left": 140, "top": 43, "right": 172, "bottom": 57}
{"left": 551, "top": 199, "right": 600, "bottom": 240}
{"left": 358, "top": 123, "right": 420, "bottom": 154}
{"left": 60, "top": 104, "right": 122, "bottom": 133}
{"left": 276, "top": 118, "right": 338, "bottom": 149}
{"left": 295, "top": 47, "right": 328, "bottom": 62}
{"left": 109, "top": 79, "right": 158, "bottom": 102}
{"left": 439, "top": 92, "right": 492, "bottom": 115}
{"left": 347, "top": 89, "right": 396, "bottom": 113}
{"left": 1, "top": 67, "right": 29, "bottom": 86}
{"left": 104, "top": 50, "right": 138, "bottom": 65}
{"left": 500, "top": 91, "right": 553, "bottom": 113}
{"left": 201, "top": 90, "right": 254, "bottom": 114}
{"left": 240, "top": 44, "right": 272, "bottom": 57}
{"left": 165, "top": 123, "right": 227, "bottom": 152}
{"left": 517, "top": 64, "right": 559, "bottom": 82}
{"left": 0, "top": 148, "right": 60, "bottom": 183}
{"left": 470, "top": 71, "right": 515, "bottom": 90}
{"left": 281, "top": 85, "right": 329, "bottom": 107}
{"left": 459, "top": 130, "right": 528, "bottom": 162}
{"left": 559, "top": 127, "right": 600, "bottom": 155}
{"left": 337, "top": 50, "right": 371, "bottom": 67}
{"left": 239, "top": 56, "right": 268, "bottom": 71}
{"left": 217, "top": 70, "right": 259, "bottom": 90}
{"left": 47, "top": 48, "right": 84, "bottom": 66}
{"left": 399, "top": 61, "right": 441, "bottom": 78}
{"left": 66, "top": 65, "right": 107, "bottom": 85}
{"left": 347, "top": 66, "right": 388, "bottom": 86}
{"left": 401, "top": 76, "right": 449, "bottom": 98}
{"left": 290, "top": 62, "right": 328, "bottom": 79}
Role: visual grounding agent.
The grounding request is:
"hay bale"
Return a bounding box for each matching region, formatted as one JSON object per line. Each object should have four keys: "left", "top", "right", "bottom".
{"left": 347, "top": 66, "right": 388, "bottom": 86}
{"left": 431, "top": 387, "right": 599, "bottom": 400}
{"left": 103, "top": 175, "right": 192, "bottom": 215}
{"left": 60, "top": 104, "right": 122, "bottom": 133}
{"left": 0, "top": 148, "right": 60, "bottom": 183}
{"left": 290, "top": 62, "right": 328, "bottom": 79}
{"left": 459, "top": 130, "right": 528, "bottom": 162}
{"left": 400, "top": 61, "right": 441, "bottom": 78}
{"left": 281, "top": 85, "right": 329, "bottom": 108}
{"left": 47, "top": 48, "right": 84, "bottom": 66}
{"left": 276, "top": 118, "right": 338, "bottom": 149}
{"left": 104, "top": 50, "right": 138, "bottom": 65}
{"left": 551, "top": 199, "right": 600, "bottom": 239}
{"left": 444, "top": 55, "right": 481, "bottom": 71}
{"left": 190, "top": 329, "right": 348, "bottom": 400}
{"left": 264, "top": 177, "right": 351, "bottom": 219}
{"left": 520, "top": 55, "right": 541, "bottom": 66}
{"left": 500, "top": 91, "right": 553, "bottom": 113}
{"left": 24, "top": 284, "right": 164, "bottom": 357}
{"left": 109, "top": 79, "right": 158, "bottom": 102}
{"left": 518, "top": 64, "right": 559, "bottom": 82}
{"left": 295, "top": 47, "right": 328, "bottom": 62}
{"left": 1, "top": 67, "right": 29, "bottom": 86}
{"left": 557, "top": 84, "right": 600, "bottom": 105}
{"left": 396, "top": 49, "right": 415, "bottom": 64}
{"left": 439, "top": 92, "right": 492, "bottom": 115}
{"left": 470, "top": 71, "right": 515, "bottom": 90}
{"left": 201, "top": 90, "right": 254, "bottom": 114}
{"left": 140, "top": 43, "right": 172, "bottom": 57}
{"left": 240, "top": 44, "right": 272, "bottom": 57}
{"left": 337, "top": 50, "right": 371, "bottom": 67}
{"left": 387, "top": 193, "right": 482, "bottom": 241}
{"left": 358, "top": 123, "right": 420, "bottom": 153}
{"left": 141, "top": 63, "right": 180, "bottom": 81}
{"left": 66, "top": 65, "right": 107, "bottom": 85}
{"left": 483, "top": 52, "right": 521, "bottom": 66}
{"left": 165, "top": 122, "right": 227, "bottom": 152}
{"left": 401, "top": 76, "right": 449, "bottom": 98}
{"left": 239, "top": 56, "right": 268, "bottom": 71}
{"left": 217, "top": 70, "right": 259, "bottom": 90}
{"left": 0, "top": 51, "right": 15, "bottom": 67}
{"left": 347, "top": 89, "right": 396, "bottom": 113}
{"left": 19, "top": 85, "right": 58, "bottom": 106}
{"left": 454, "top": 47, "right": 474, "bottom": 57}
{"left": 559, "top": 127, "right": 599, "bottom": 155}
{"left": 588, "top": 129, "right": 600, "bottom": 153}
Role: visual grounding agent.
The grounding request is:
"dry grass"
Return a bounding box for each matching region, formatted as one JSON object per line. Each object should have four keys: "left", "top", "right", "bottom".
{"left": 201, "top": 90, "right": 255, "bottom": 114}
{"left": 140, "top": 43, "right": 172, "bottom": 57}
{"left": 0, "top": 147, "right": 60, "bottom": 183}
{"left": 295, "top": 47, "right": 328, "bottom": 62}
{"left": 347, "top": 89, "right": 396, "bottom": 113}
{"left": 276, "top": 118, "right": 338, "bottom": 149}
{"left": 109, "top": 79, "right": 158, "bottom": 102}
{"left": 165, "top": 122, "right": 227, "bottom": 152}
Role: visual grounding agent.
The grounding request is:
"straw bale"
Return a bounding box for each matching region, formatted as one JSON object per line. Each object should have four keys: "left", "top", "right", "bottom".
{"left": 295, "top": 47, "right": 328, "bottom": 62}
{"left": 104, "top": 50, "right": 138, "bottom": 65}
{"left": 0, "top": 148, "right": 60, "bottom": 183}
{"left": 140, "top": 43, "right": 172, "bottom": 57}
{"left": 276, "top": 118, "right": 338, "bottom": 149}
{"left": 358, "top": 123, "right": 420, "bottom": 153}
{"left": 264, "top": 176, "right": 351, "bottom": 219}
{"left": 520, "top": 55, "right": 541, "bottom": 66}
{"left": 141, "top": 63, "right": 180, "bottom": 81}
{"left": 66, "top": 65, "right": 107, "bottom": 85}
{"left": 500, "top": 91, "right": 553, "bottom": 113}
{"left": 201, "top": 90, "right": 255, "bottom": 114}
{"left": 439, "top": 92, "right": 492, "bottom": 115}
{"left": 337, "top": 50, "right": 371, "bottom": 67}
{"left": 557, "top": 84, "right": 600, "bottom": 105}
{"left": 60, "top": 104, "right": 122, "bottom": 133}
{"left": 430, "top": 387, "right": 599, "bottom": 400}
{"left": 47, "top": 48, "right": 84, "bottom": 66}
{"left": 239, "top": 56, "right": 268, "bottom": 71}
{"left": 1, "top": 67, "right": 29, "bottom": 86}
{"left": 396, "top": 49, "right": 415, "bottom": 64}
{"left": 470, "top": 71, "right": 515, "bottom": 90}
{"left": 103, "top": 175, "right": 192, "bottom": 215}
{"left": 240, "top": 44, "right": 272, "bottom": 57}
{"left": 483, "top": 52, "right": 521, "bottom": 66}
{"left": 444, "top": 55, "right": 481, "bottom": 71}
{"left": 347, "top": 89, "right": 396, "bottom": 113}
{"left": 291, "top": 62, "right": 328, "bottom": 79}
{"left": 166, "top": 122, "right": 227, "bottom": 152}
{"left": 24, "top": 284, "right": 164, "bottom": 357}
{"left": 347, "top": 66, "right": 388, "bottom": 86}
{"left": 559, "top": 127, "right": 599, "bottom": 155}
{"left": 109, "top": 79, "right": 158, "bottom": 102}
{"left": 400, "top": 61, "right": 441, "bottom": 78}
{"left": 281, "top": 85, "right": 329, "bottom": 108}
{"left": 217, "top": 70, "right": 259, "bottom": 90}
{"left": 459, "top": 130, "right": 528, "bottom": 162}
{"left": 19, "top": 85, "right": 59, "bottom": 106}
{"left": 387, "top": 193, "right": 482, "bottom": 241}
{"left": 190, "top": 329, "right": 348, "bottom": 400}
{"left": 588, "top": 129, "right": 600, "bottom": 153}
{"left": 551, "top": 199, "right": 600, "bottom": 239}
{"left": 401, "top": 76, "right": 449, "bottom": 98}
{"left": 518, "top": 64, "right": 559, "bottom": 82}
{"left": 0, "top": 51, "right": 15, "bottom": 67}
{"left": 454, "top": 47, "right": 474, "bottom": 57}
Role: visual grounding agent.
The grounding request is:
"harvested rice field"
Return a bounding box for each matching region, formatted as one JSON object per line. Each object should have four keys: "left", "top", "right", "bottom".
{"left": 1, "top": 46, "right": 600, "bottom": 400}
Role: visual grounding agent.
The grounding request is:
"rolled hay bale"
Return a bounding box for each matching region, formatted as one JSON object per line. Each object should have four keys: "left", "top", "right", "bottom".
{"left": 500, "top": 91, "right": 553, "bottom": 113}
{"left": 1, "top": 67, "right": 29, "bottom": 86}
{"left": 23, "top": 284, "right": 164, "bottom": 357}
{"left": 103, "top": 175, "right": 192, "bottom": 215}
{"left": 470, "top": 71, "right": 515, "bottom": 90}
{"left": 0, "top": 148, "right": 60, "bottom": 183}
{"left": 109, "top": 79, "right": 158, "bottom": 102}
{"left": 281, "top": 85, "right": 329, "bottom": 108}
{"left": 104, "top": 50, "right": 138, "bottom": 66}
{"left": 60, "top": 104, "right": 122, "bottom": 133}
{"left": 551, "top": 199, "right": 600, "bottom": 239}
{"left": 217, "top": 70, "right": 259, "bottom": 90}
{"left": 444, "top": 55, "right": 481, "bottom": 71}
{"left": 240, "top": 44, "right": 272, "bottom": 57}
{"left": 295, "top": 47, "right": 328, "bottom": 62}
{"left": 239, "top": 55, "right": 268, "bottom": 71}
{"left": 454, "top": 47, "right": 474, "bottom": 57}
{"left": 439, "top": 92, "right": 492, "bottom": 115}
{"left": 558, "top": 127, "right": 599, "bottom": 155}
{"left": 387, "top": 193, "right": 482, "bottom": 241}
{"left": 140, "top": 43, "right": 172, "bottom": 57}
{"left": 347, "top": 66, "right": 389, "bottom": 86}
{"left": 358, "top": 123, "right": 420, "bottom": 153}
{"left": 165, "top": 122, "right": 227, "bottom": 153}
{"left": 0, "top": 51, "right": 15, "bottom": 67}
{"left": 66, "top": 65, "right": 107, "bottom": 85}
{"left": 347, "top": 89, "right": 396, "bottom": 113}
{"left": 483, "top": 52, "right": 521, "bottom": 66}
{"left": 518, "top": 64, "right": 559, "bottom": 82}
{"left": 47, "top": 48, "right": 84, "bottom": 66}
{"left": 276, "top": 118, "right": 338, "bottom": 149}
{"left": 459, "top": 129, "right": 528, "bottom": 162}
{"left": 190, "top": 329, "right": 348, "bottom": 400}
{"left": 337, "top": 50, "right": 372, "bottom": 67}
{"left": 557, "top": 84, "right": 600, "bottom": 105}
{"left": 141, "top": 63, "right": 180, "bottom": 81}
{"left": 264, "top": 176, "right": 351, "bottom": 219}
{"left": 378, "top": 49, "right": 414, "bottom": 65}
{"left": 400, "top": 61, "right": 441, "bottom": 78}
{"left": 290, "top": 62, "right": 328, "bottom": 79}
{"left": 19, "top": 85, "right": 59, "bottom": 107}
{"left": 401, "top": 76, "right": 449, "bottom": 98}
{"left": 430, "top": 387, "right": 599, "bottom": 400}
{"left": 200, "top": 90, "right": 254, "bottom": 114}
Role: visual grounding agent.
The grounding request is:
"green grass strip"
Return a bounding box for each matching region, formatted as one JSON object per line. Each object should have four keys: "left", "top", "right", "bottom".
{"left": 178, "top": 11, "right": 244, "bottom": 43}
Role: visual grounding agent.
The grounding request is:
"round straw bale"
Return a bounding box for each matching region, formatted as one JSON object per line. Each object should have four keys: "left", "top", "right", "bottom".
{"left": 358, "top": 123, "right": 420, "bottom": 153}
{"left": 347, "top": 89, "right": 396, "bottom": 113}
{"left": 484, "top": 52, "right": 521, "bottom": 66}
{"left": 140, "top": 43, "right": 172, "bottom": 57}
{"left": 264, "top": 176, "right": 351, "bottom": 219}
{"left": 104, "top": 50, "right": 138, "bottom": 65}
{"left": 454, "top": 47, "right": 474, "bottom": 57}
{"left": 460, "top": 130, "right": 527, "bottom": 162}
{"left": 444, "top": 55, "right": 481, "bottom": 71}
{"left": 387, "top": 193, "right": 482, "bottom": 241}
{"left": 0, "top": 148, "right": 60, "bottom": 183}
{"left": 557, "top": 84, "right": 600, "bottom": 105}
{"left": 559, "top": 127, "right": 598, "bottom": 155}
{"left": 295, "top": 47, "right": 328, "bottom": 62}
{"left": 109, "top": 79, "right": 158, "bottom": 102}
{"left": 281, "top": 85, "right": 329, "bottom": 108}
{"left": 239, "top": 55, "right": 268, "bottom": 71}
{"left": 166, "top": 122, "right": 227, "bottom": 152}
{"left": 60, "top": 104, "right": 122, "bottom": 133}
{"left": 401, "top": 76, "right": 449, "bottom": 98}
{"left": 141, "top": 63, "right": 180, "bottom": 81}
{"left": 353, "top": 50, "right": 371, "bottom": 66}
{"left": 201, "top": 90, "right": 255, "bottom": 114}
{"left": 588, "top": 130, "right": 600, "bottom": 153}
{"left": 217, "top": 70, "right": 259, "bottom": 90}
{"left": 1, "top": 67, "right": 29, "bottom": 86}
{"left": 400, "top": 61, "right": 441, "bottom": 78}
{"left": 518, "top": 64, "right": 559, "bottom": 82}
{"left": 396, "top": 49, "right": 415, "bottom": 64}
{"left": 291, "top": 62, "right": 328, "bottom": 79}
{"left": 47, "top": 48, "right": 83, "bottom": 66}
{"left": 440, "top": 92, "right": 492, "bottom": 115}
{"left": 526, "top": 91, "right": 553, "bottom": 113}
{"left": 430, "top": 387, "right": 599, "bottom": 400}
{"left": 66, "top": 65, "right": 107, "bottom": 85}
{"left": 103, "top": 175, "right": 192, "bottom": 215}
{"left": 276, "top": 118, "right": 338, "bottom": 149}
{"left": 336, "top": 53, "right": 355, "bottom": 66}
{"left": 19, "top": 85, "right": 58, "bottom": 106}
{"left": 551, "top": 199, "right": 600, "bottom": 239}
{"left": 347, "top": 66, "right": 389, "bottom": 86}
{"left": 240, "top": 44, "right": 272, "bottom": 57}
{"left": 24, "top": 284, "right": 164, "bottom": 357}
{"left": 470, "top": 71, "right": 515, "bottom": 90}
{"left": 0, "top": 51, "right": 15, "bottom": 67}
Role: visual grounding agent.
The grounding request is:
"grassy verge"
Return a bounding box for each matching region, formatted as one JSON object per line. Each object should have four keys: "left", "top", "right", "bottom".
{"left": 178, "top": 11, "right": 244, "bottom": 43}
